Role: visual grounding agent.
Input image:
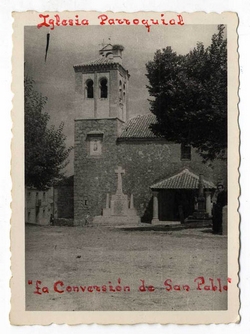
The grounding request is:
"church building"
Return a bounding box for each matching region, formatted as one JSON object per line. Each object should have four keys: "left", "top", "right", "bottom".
{"left": 73, "top": 44, "right": 227, "bottom": 225}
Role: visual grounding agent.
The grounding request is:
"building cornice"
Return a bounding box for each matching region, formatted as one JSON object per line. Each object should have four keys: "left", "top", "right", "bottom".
{"left": 75, "top": 117, "right": 125, "bottom": 123}
{"left": 73, "top": 63, "right": 130, "bottom": 78}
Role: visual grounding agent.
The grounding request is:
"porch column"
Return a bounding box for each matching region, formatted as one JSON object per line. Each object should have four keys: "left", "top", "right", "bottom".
{"left": 151, "top": 190, "right": 160, "bottom": 224}
{"left": 130, "top": 194, "right": 134, "bottom": 209}
{"left": 205, "top": 190, "right": 212, "bottom": 217}
{"left": 106, "top": 193, "right": 110, "bottom": 209}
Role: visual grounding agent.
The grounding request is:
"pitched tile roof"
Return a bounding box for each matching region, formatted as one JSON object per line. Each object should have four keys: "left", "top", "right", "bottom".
{"left": 119, "top": 114, "right": 162, "bottom": 139}
{"left": 74, "top": 56, "right": 129, "bottom": 77}
{"left": 150, "top": 169, "right": 216, "bottom": 190}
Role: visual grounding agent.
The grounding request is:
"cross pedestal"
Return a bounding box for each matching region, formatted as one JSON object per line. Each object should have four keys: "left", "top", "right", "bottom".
{"left": 95, "top": 166, "right": 140, "bottom": 226}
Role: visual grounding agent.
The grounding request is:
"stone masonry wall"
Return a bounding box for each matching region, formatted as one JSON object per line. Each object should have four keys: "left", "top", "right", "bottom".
{"left": 74, "top": 119, "right": 227, "bottom": 224}
{"left": 74, "top": 118, "right": 124, "bottom": 225}
{"left": 117, "top": 140, "right": 227, "bottom": 222}
{"left": 54, "top": 185, "right": 74, "bottom": 219}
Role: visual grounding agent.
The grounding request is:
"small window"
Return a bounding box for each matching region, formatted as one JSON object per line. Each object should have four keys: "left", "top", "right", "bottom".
{"left": 181, "top": 144, "right": 191, "bottom": 160}
{"left": 43, "top": 209, "right": 46, "bottom": 218}
{"left": 28, "top": 211, "right": 31, "bottom": 222}
{"left": 100, "top": 78, "right": 108, "bottom": 98}
{"left": 86, "top": 79, "right": 94, "bottom": 98}
{"left": 43, "top": 192, "right": 46, "bottom": 201}
{"left": 123, "top": 84, "right": 126, "bottom": 100}
{"left": 119, "top": 80, "right": 122, "bottom": 100}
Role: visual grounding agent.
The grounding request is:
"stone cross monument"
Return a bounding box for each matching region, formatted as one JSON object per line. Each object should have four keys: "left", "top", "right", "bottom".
{"left": 93, "top": 166, "right": 140, "bottom": 226}
{"left": 115, "top": 166, "right": 125, "bottom": 194}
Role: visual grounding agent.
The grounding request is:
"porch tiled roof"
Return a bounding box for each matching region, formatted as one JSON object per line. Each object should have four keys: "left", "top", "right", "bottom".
{"left": 119, "top": 114, "right": 161, "bottom": 139}
{"left": 150, "top": 169, "right": 216, "bottom": 190}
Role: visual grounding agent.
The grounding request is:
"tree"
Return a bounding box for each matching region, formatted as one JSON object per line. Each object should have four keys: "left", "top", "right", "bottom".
{"left": 146, "top": 25, "right": 227, "bottom": 161}
{"left": 25, "top": 76, "right": 72, "bottom": 189}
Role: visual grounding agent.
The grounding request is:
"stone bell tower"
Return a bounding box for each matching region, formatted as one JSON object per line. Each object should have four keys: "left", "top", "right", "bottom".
{"left": 73, "top": 44, "right": 130, "bottom": 122}
{"left": 73, "top": 44, "right": 130, "bottom": 225}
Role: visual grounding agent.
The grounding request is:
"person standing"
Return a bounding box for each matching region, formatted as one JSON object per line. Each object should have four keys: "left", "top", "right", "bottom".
{"left": 50, "top": 213, "right": 54, "bottom": 226}
{"left": 212, "top": 183, "right": 227, "bottom": 234}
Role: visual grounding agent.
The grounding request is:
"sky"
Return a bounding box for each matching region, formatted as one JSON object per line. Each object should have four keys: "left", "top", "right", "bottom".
{"left": 24, "top": 24, "right": 220, "bottom": 175}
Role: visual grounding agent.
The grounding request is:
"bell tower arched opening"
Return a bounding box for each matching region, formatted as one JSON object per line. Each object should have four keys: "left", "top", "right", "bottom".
{"left": 86, "top": 79, "right": 94, "bottom": 99}
{"left": 99, "top": 78, "right": 108, "bottom": 99}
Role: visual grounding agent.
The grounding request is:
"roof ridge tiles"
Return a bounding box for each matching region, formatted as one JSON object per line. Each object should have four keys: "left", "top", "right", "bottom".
{"left": 119, "top": 113, "right": 158, "bottom": 139}
{"left": 150, "top": 168, "right": 216, "bottom": 190}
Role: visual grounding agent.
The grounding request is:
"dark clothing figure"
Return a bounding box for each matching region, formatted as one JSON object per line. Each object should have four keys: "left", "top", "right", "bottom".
{"left": 50, "top": 214, "right": 54, "bottom": 226}
{"left": 212, "top": 189, "right": 227, "bottom": 234}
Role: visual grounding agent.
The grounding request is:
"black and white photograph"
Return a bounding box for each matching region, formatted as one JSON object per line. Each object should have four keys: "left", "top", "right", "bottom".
{"left": 10, "top": 11, "right": 239, "bottom": 324}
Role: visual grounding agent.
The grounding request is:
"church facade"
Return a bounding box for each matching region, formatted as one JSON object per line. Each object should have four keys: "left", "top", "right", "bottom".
{"left": 73, "top": 44, "right": 227, "bottom": 225}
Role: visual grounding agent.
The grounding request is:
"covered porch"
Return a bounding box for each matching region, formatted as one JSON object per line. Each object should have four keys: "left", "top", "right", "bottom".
{"left": 150, "top": 168, "right": 216, "bottom": 224}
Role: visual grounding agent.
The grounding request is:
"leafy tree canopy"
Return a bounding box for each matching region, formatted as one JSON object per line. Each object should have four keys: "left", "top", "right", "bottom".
{"left": 146, "top": 25, "right": 227, "bottom": 161}
{"left": 25, "top": 76, "right": 72, "bottom": 190}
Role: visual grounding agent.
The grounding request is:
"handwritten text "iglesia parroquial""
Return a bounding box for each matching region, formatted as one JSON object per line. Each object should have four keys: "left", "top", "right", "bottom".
{"left": 37, "top": 14, "right": 184, "bottom": 32}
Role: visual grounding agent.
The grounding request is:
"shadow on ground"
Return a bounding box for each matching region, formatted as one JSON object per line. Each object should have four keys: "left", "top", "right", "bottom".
{"left": 119, "top": 221, "right": 211, "bottom": 232}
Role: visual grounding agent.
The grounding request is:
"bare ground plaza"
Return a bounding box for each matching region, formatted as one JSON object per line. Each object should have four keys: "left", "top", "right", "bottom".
{"left": 25, "top": 224, "right": 227, "bottom": 311}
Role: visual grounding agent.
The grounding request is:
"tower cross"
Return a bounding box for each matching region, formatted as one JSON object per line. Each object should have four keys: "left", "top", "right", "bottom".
{"left": 115, "top": 166, "right": 125, "bottom": 194}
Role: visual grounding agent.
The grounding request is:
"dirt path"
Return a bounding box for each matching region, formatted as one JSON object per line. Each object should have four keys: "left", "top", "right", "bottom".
{"left": 25, "top": 225, "right": 227, "bottom": 311}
